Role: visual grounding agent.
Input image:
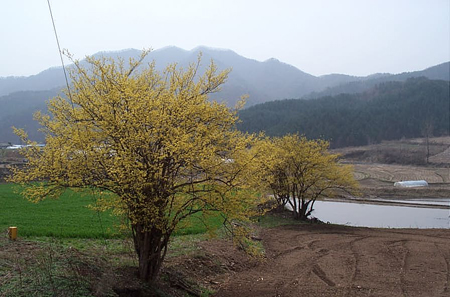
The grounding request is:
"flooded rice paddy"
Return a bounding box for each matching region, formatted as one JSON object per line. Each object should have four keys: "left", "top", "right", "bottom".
{"left": 312, "top": 198, "right": 450, "bottom": 228}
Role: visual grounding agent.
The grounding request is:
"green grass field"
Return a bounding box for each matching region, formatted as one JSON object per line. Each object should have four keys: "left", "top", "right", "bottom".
{"left": 0, "top": 184, "right": 121, "bottom": 238}
{"left": 0, "top": 183, "right": 224, "bottom": 239}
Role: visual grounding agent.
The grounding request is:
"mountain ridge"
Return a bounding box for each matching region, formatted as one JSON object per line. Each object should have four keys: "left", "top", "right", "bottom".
{"left": 307, "top": 61, "right": 450, "bottom": 99}
{"left": 0, "top": 47, "right": 448, "bottom": 143}
{"left": 1, "top": 46, "right": 448, "bottom": 104}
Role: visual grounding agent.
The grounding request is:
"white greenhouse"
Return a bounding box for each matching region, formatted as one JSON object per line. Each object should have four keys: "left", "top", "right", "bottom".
{"left": 393, "top": 180, "right": 429, "bottom": 188}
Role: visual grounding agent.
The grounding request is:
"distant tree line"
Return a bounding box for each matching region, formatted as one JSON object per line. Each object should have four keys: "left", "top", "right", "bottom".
{"left": 237, "top": 78, "right": 450, "bottom": 148}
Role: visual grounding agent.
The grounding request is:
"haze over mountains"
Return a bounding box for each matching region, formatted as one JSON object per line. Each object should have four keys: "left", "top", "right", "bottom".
{"left": 0, "top": 46, "right": 449, "bottom": 143}
{"left": 1, "top": 46, "right": 449, "bottom": 104}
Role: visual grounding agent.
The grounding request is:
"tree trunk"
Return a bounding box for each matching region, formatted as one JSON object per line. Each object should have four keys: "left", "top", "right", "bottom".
{"left": 132, "top": 223, "right": 170, "bottom": 282}
{"left": 296, "top": 198, "right": 309, "bottom": 221}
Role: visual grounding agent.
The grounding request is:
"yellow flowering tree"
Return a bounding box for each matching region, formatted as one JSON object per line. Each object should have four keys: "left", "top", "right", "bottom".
{"left": 255, "top": 135, "right": 358, "bottom": 220}
{"left": 9, "top": 51, "right": 261, "bottom": 282}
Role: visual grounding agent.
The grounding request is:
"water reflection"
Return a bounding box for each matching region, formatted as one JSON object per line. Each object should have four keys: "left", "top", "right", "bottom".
{"left": 312, "top": 200, "right": 450, "bottom": 229}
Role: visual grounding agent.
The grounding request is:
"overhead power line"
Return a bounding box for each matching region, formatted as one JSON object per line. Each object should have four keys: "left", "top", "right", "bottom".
{"left": 46, "top": 0, "right": 73, "bottom": 104}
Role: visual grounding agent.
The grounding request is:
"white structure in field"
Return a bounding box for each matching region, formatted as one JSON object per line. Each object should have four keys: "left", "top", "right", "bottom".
{"left": 6, "top": 144, "right": 45, "bottom": 150}
{"left": 394, "top": 180, "right": 429, "bottom": 188}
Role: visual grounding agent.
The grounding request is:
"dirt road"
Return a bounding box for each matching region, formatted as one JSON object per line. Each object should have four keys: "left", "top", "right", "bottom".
{"left": 214, "top": 224, "right": 450, "bottom": 297}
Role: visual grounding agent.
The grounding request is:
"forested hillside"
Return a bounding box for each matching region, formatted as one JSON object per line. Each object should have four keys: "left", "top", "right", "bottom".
{"left": 0, "top": 89, "right": 58, "bottom": 142}
{"left": 238, "top": 78, "right": 450, "bottom": 148}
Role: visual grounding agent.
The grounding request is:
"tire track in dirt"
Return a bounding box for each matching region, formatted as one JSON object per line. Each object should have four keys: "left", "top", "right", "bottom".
{"left": 399, "top": 240, "right": 410, "bottom": 297}
{"left": 277, "top": 237, "right": 332, "bottom": 293}
{"left": 312, "top": 264, "right": 336, "bottom": 287}
{"left": 434, "top": 242, "right": 450, "bottom": 296}
{"left": 385, "top": 236, "right": 448, "bottom": 297}
{"left": 271, "top": 245, "right": 305, "bottom": 259}
{"left": 300, "top": 239, "right": 330, "bottom": 282}
{"left": 434, "top": 171, "right": 446, "bottom": 183}
{"left": 281, "top": 234, "right": 367, "bottom": 296}
{"left": 344, "top": 236, "right": 369, "bottom": 297}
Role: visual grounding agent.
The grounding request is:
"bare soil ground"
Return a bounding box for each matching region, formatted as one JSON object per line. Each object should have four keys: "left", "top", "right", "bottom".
{"left": 333, "top": 137, "right": 450, "bottom": 166}
{"left": 353, "top": 163, "right": 450, "bottom": 199}
{"left": 334, "top": 137, "right": 450, "bottom": 199}
{"left": 354, "top": 163, "right": 450, "bottom": 184}
{"left": 212, "top": 224, "right": 450, "bottom": 297}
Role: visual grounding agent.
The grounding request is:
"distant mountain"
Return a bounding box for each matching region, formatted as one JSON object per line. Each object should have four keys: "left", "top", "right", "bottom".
{"left": 306, "top": 62, "right": 450, "bottom": 99}
{"left": 1, "top": 46, "right": 448, "bottom": 106}
{"left": 0, "top": 89, "right": 59, "bottom": 142}
{"left": 0, "top": 68, "right": 66, "bottom": 99}
{"left": 237, "top": 78, "right": 450, "bottom": 148}
{"left": 0, "top": 46, "right": 448, "bottom": 143}
{"left": 0, "top": 47, "right": 318, "bottom": 107}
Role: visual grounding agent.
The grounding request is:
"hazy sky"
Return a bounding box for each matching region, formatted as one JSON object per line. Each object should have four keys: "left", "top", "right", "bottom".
{"left": 1, "top": 0, "right": 449, "bottom": 77}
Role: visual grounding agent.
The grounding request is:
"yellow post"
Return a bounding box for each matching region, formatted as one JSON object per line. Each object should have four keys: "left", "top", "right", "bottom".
{"left": 8, "top": 227, "right": 17, "bottom": 240}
